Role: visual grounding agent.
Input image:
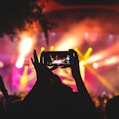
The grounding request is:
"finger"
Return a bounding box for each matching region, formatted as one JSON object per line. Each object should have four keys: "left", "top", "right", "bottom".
{"left": 31, "top": 58, "right": 34, "bottom": 65}
{"left": 69, "top": 49, "right": 79, "bottom": 63}
{"left": 33, "top": 49, "right": 39, "bottom": 63}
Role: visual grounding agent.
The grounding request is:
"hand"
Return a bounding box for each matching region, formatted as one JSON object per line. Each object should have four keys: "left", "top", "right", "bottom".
{"left": 31, "top": 49, "right": 61, "bottom": 87}
{"left": 69, "top": 49, "right": 81, "bottom": 79}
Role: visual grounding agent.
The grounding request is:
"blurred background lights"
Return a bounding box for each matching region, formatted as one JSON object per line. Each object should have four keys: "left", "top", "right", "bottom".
{"left": 93, "top": 62, "right": 99, "bottom": 69}
{"left": 0, "top": 60, "right": 4, "bottom": 68}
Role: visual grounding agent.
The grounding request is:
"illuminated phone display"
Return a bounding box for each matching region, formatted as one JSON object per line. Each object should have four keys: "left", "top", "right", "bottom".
{"left": 41, "top": 51, "right": 71, "bottom": 66}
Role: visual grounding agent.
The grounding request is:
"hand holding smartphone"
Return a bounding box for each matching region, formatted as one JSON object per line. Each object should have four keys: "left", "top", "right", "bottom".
{"left": 40, "top": 50, "right": 71, "bottom": 67}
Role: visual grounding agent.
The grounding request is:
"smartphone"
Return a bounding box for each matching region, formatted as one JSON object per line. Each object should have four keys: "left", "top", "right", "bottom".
{"left": 40, "top": 51, "right": 71, "bottom": 66}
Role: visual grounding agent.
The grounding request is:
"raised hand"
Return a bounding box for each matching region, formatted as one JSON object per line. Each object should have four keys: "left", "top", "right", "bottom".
{"left": 31, "top": 49, "right": 57, "bottom": 87}
{"left": 69, "top": 49, "right": 81, "bottom": 78}
{"left": 0, "top": 75, "right": 9, "bottom": 100}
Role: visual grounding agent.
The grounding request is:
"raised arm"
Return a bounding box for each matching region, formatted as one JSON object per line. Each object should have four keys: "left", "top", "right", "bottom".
{"left": 69, "top": 49, "right": 99, "bottom": 119}
{"left": 31, "top": 49, "right": 53, "bottom": 88}
{"left": 0, "top": 75, "right": 9, "bottom": 100}
{"left": 69, "top": 49, "right": 89, "bottom": 94}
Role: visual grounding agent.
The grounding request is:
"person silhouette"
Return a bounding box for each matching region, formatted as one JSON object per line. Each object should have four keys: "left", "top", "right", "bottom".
{"left": 15, "top": 49, "right": 99, "bottom": 119}
{"left": 105, "top": 95, "right": 119, "bottom": 119}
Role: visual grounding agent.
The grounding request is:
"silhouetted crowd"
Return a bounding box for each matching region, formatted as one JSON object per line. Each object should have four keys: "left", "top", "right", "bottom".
{"left": 0, "top": 49, "right": 118, "bottom": 119}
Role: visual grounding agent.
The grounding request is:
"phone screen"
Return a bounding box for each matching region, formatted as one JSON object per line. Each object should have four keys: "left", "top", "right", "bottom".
{"left": 41, "top": 51, "right": 71, "bottom": 66}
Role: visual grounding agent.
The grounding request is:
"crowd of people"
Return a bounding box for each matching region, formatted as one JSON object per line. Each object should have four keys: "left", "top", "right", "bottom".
{"left": 0, "top": 49, "right": 118, "bottom": 119}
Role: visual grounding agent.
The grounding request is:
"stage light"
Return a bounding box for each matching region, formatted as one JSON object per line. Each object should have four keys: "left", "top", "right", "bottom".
{"left": 74, "top": 48, "right": 115, "bottom": 93}
{"left": 50, "top": 46, "right": 55, "bottom": 51}
{"left": 41, "top": 47, "right": 45, "bottom": 51}
{"left": 85, "top": 60, "right": 116, "bottom": 93}
{"left": 84, "top": 47, "right": 92, "bottom": 60}
{"left": 74, "top": 48, "right": 84, "bottom": 59}
{"left": 20, "top": 65, "right": 29, "bottom": 91}
{"left": 38, "top": 47, "right": 45, "bottom": 60}
{"left": 39, "top": 47, "right": 45, "bottom": 55}
{"left": 93, "top": 62, "right": 99, "bottom": 69}
{"left": 19, "top": 36, "right": 33, "bottom": 56}
{"left": 16, "top": 55, "right": 24, "bottom": 68}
